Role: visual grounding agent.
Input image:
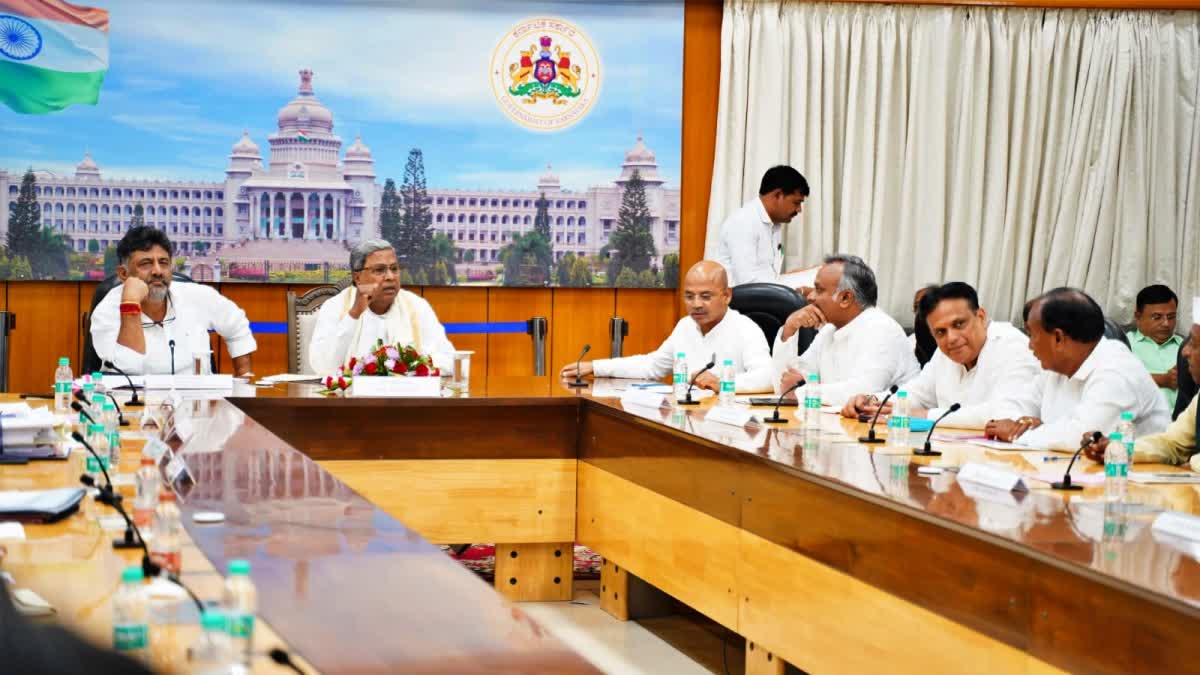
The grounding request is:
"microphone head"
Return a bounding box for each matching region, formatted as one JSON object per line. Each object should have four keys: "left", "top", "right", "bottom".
{"left": 70, "top": 401, "right": 83, "bottom": 413}
{"left": 1092, "top": 431, "right": 1103, "bottom": 443}
{"left": 71, "top": 430, "right": 85, "bottom": 443}
{"left": 72, "top": 389, "right": 88, "bottom": 402}
{"left": 79, "top": 474, "right": 95, "bottom": 487}
{"left": 888, "top": 385, "right": 899, "bottom": 394}
{"left": 948, "top": 403, "right": 962, "bottom": 412}
{"left": 581, "top": 344, "right": 591, "bottom": 355}
{"left": 269, "top": 648, "right": 290, "bottom": 665}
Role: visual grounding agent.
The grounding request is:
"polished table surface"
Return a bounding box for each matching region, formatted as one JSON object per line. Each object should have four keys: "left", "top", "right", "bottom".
{"left": 7, "top": 378, "right": 1200, "bottom": 674}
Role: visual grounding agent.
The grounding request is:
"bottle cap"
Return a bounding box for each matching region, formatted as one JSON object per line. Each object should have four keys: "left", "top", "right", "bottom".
{"left": 58, "top": 357, "right": 69, "bottom": 366}
{"left": 228, "top": 559, "right": 251, "bottom": 576}
{"left": 808, "top": 373, "right": 820, "bottom": 383}
{"left": 159, "top": 489, "right": 176, "bottom": 502}
{"left": 92, "top": 372, "right": 103, "bottom": 380}
{"left": 88, "top": 423, "right": 105, "bottom": 434}
{"left": 1120, "top": 411, "right": 1134, "bottom": 421}
{"left": 897, "top": 390, "right": 907, "bottom": 398}
{"left": 676, "top": 352, "right": 686, "bottom": 358}
{"left": 723, "top": 359, "right": 733, "bottom": 366}
{"left": 200, "top": 610, "right": 227, "bottom": 632}
{"left": 121, "top": 566, "right": 144, "bottom": 583}
{"left": 1109, "top": 432, "right": 1123, "bottom": 441}
{"left": 102, "top": 402, "right": 115, "bottom": 412}
{"left": 140, "top": 456, "right": 156, "bottom": 466}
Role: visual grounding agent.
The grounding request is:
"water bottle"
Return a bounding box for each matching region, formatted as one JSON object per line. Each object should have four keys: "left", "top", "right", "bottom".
{"left": 1117, "top": 411, "right": 1136, "bottom": 465}
{"left": 1104, "top": 431, "right": 1128, "bottom": 503}
{"left": 85, "top": 423, "right": 110, "bottom": 484}
{"left": 102, "top": 401, "right": 120, "bottom": 466}
{"left": 91, "top": 371, "right": 107, "bottom": 397}
{"left": 223, "top": 559, "right": 257, "bottom": 672}
{"left": 134, "top": 456, "right": 161, "bottom": 529}
{"left": 803, "top": 373, "right": 822, "bottom": 428}
{"left": 112, "top": 565, "right": 149, "bottom": 659}
{"left": 190, "top": 610, "right": 234, "bottom": 675}
{"left": 887, "top": 390, "right": 911, "bottom": 449}
{"left": 672, "top": 352, "right": 688, "bottom": 401}
{"left": 150, "top": 490, "right": 182, "bottom": 576}
{"left": 78, "top": 382, "right": 96, "bottom": 427}
{"left": 718, "top": 359, "right": 736, "bottom": 406}
{"left": 54, "top": 357, "right": 73, "bottom": 412}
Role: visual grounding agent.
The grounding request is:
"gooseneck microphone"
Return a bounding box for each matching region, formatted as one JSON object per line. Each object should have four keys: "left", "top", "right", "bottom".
{"left": 913, "top": 403, "right": 961, "bottom": 457}
{"left": 80, "top": 474, "right": 145, "bottom": 552}
{"left": 102, "top": 360, "right": 144, "bottom": 407}
{"left": 269, "top": 648, "right": 310, "bottom": 675}
{"left": 1051, "top": 431, "right": 1104, "bottom": 491}
{"left": 104, "top": 392, "right": 130, "bottom": 426}
{"left": 859, "top": 385, "right": 900, "bottom": 444}
{"left": 679, "top": 353, "right": 717, "bottom": 405}
{"left": 70, "top": 400, "right": 97, "bottom": 426}
{"left": 168, "top": 339, "right": 176, "bottom": 376}
{"left": 763, "top": 380, "right": 805, "bottom": 424}
{"left": 71, "top": 429, "right": 116, "bottom": 499}
{"left": 567, "top": 344, "right": 591, "bottom": 388}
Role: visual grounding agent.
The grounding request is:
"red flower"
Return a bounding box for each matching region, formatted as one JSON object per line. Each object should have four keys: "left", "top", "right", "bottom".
{"left": 337, "top": 376, "right": 349, "bottom": 390}
{"left": 431, "top": 367, "right": 440, "bottom": 376}
{"left": 395, "top": 361, "right": 408, "bottom": 374}
{"left": 348, "top": 357, "right": 357, "bottom": 369}
{"left": 365, "top": 362, "right": 378, "bottom": 375}
{"left": 415, "top": 363, "right": 430, "bottom": 377}
{"left": 323, "top": 376, "right": 334, "bottom": 389}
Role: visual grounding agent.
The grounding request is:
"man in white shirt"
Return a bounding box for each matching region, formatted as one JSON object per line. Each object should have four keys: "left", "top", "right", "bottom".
{"left": 559, "top": 260, "right": 773, "bottom": 393}
{"left": 715, "top": 165, "right": 809, "bottom": 287}
{"left": 841, "top": 282, "right": 1041, "bottom": 429}
{"left": 91, "top": 226, "right": 257, "bottom": 376}
{"left": 772, "top": 254, "right": 919, "bottom": 406}
{"left": 308, "top": 239, "right": 455, "bottom": 374}
{"left": 986, "top": 287, "right": 1170, "bottom": 450}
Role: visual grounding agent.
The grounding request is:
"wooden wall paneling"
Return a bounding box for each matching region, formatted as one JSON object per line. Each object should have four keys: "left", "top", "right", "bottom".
{"left": 78, "top": 281, "right": 99, "bottom": 370}
{"left": 218, "top": 283, "right": 289, "bottom": 376}
{"left": 487, "top": 288, "right": 552, "bottom": 394}
{"left": 680, "top": 0, "right": 723, "bottom": 274}
{"left": 423, "top": 286, "right": 487, "bottom": 392}
{"left": 8, "top": 282, "right": 81, "bottom": 393}
{"left": 614, "top": 288, "right": 677, "bottom": 358}
{"left": 550, "top": 288, "right": 615, "bottom": 371}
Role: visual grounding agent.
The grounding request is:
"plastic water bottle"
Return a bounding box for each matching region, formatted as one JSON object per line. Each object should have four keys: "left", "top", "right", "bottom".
{"left": 803, "top": 373, "right": 822, "bottom": 428}
{"left": 150, "top": 490, "right": 182, "bottom": 576}
{"left": 134, "top": 456, "right": 161, "bottom": 529}
{"left": 223, "top": 559, "right": 257, "bottom": 672}
{"left": 54, "top": 357, "right": 73, "bottom": 412}
{"left": 1117, "top": 411, "right": 1136, "bottom": 465}
{"left": 91, "top": 371, "right": 107, "bottom": 397}
{"left": 78, "top": 382, "right": 96, "bottom": 427}
{"left": 1104, "top": 431, "right": 1128, "bottom": 503}
{"left": 112, "top": 565, "right": 149, "bottom": 659}
{"left": 718, "top": 359, "right": 736, "bottom": 406}
{"left": 672, "top": 352, "right": 688, "bottom": 401}
{"left": 102, "top": 401, "right": 120, "bottom": 466}
{"left": 85, "top": 423, "right": 110, "bottom": 484}
{"left": 887, "top": 390, "right": 911, "bottom": 449}
{"left": 190, "top": 610, "right": 234, "bottom": 675}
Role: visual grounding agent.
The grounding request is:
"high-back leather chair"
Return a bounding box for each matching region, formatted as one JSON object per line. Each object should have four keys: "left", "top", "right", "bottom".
{"left": 1103, "top": 316, "right": 1130, "bottom": 349}
{"left": 287, "top": 278, "right": 352, "bottom": 374}
{"left": 730, "top": 282, "right": 818, "bottom": 356}
{"left": 80, "top": 272, "right": 196, "bottom": 374}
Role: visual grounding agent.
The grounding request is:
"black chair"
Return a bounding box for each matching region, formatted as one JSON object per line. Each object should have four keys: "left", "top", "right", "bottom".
{"left": 80, "top": 272, "right": 198, "bottom": 374}
{"left": 1103, "top": 316, "right": 1130, "bottom": 349}
{"left": 1176, "top": 335, "right": 1195, "bottom": 420}
{"left": 730, "top": 282, "right": 818, "bottom": 356}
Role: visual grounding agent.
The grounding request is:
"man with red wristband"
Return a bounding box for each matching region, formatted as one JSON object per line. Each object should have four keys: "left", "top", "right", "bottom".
{"left": 89, "top": 226, "right": 257, "bottom": 376}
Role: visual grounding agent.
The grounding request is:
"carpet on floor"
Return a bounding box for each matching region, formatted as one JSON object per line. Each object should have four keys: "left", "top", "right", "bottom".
{"left": 441, "top": 544, "right": 602, "bottom": 580}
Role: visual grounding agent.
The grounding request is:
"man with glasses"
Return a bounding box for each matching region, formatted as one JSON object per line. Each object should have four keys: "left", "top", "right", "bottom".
{"left": 91, "top": 226, "right": 257, "bottom": 375}
{"left": 308, "top": 239, "right": 454, "bottom": 374}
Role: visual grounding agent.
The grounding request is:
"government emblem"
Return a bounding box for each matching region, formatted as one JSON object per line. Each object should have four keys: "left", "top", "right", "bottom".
{"left": 490, "top": 18, "right": 600, "bottom": 132}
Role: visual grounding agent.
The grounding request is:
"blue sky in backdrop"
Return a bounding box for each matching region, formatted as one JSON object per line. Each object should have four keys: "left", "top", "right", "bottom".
{"left": 0, "top": 0, "right": 683, "bottom": 192}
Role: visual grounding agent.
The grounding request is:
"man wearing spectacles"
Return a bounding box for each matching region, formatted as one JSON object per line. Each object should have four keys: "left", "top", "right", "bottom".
{"left": 308, "top": 239, "right": 454, "bottom": 374}
{"left": 90, "top": 226, "right": 257, "bottom": 376}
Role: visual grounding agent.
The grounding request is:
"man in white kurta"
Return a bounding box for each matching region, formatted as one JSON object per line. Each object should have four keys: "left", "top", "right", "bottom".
{"left": 560, "top": 261, "right": 773, "bottom": 393}
{"left": 772, "top": 254, "right": 919, "bottom": 407}
{"left": 715, "top": 165, "right": 809, "bottom": 287}
{"left": 308, "top": 240, "right": 454, "bottom": 374}
{"left": 841, "top": 282, "right": 1042, "bottom": 429}
{"left": 91, "top": 226, "right": 256, "bottom": 376}
{"left": 987, "top": 288, "right": 1170, "bottom": 450}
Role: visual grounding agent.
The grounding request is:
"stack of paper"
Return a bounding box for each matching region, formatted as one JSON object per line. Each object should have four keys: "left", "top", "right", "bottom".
{"left": 0, "top": 403, "right": 64, "bottom": 459}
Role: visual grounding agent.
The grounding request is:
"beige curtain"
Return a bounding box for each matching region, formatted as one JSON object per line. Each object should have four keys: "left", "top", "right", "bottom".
{"left": 706, "top": 1, "right": 1200, "bottom": 326}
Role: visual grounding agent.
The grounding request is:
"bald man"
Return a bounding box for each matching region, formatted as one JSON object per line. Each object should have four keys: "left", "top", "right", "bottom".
{"left": 560, "top": 261, "right": 773, "bottom": 393}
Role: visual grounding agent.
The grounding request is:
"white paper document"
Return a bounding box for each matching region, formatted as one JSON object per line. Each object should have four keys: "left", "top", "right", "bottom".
{"left": 777, "top": 267, "right": 819, "bottom": 290}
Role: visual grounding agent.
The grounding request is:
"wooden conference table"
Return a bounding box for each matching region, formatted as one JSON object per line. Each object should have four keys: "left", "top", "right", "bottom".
{"left": 4, "top": 380, "right": 1200, "bottom": 674}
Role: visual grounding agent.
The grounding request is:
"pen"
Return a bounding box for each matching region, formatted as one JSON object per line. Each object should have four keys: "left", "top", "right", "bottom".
{"left": 1041, "top": 456, "right": 1069, "bottom": 462}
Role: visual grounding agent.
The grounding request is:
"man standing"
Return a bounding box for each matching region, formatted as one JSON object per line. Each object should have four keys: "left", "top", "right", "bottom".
{"left": 1127, "top": 284, "right": 1183, "bottom": 409}
{"left": 1084, "top": 298, "right": 1199, "bottom": 469}
{"left": 715, "top": 165, "right": 809, "bottom": 287}
{"left": 772, "top": 254, "right": 919, "bottom": 407}
{"left": 560, "top": 261, "right": 772, "bottom": 393}
{"left": 308, "top": 239, "right": 454, "bottom": 374}
{"left": 841, "top": 282, "right": 1041, "bottom": 430}
{"left": 986, "top": 288, "right": 1170, "bottom": 449}
{"left": 91, "top": 226, "right": 256, "bottom": 376}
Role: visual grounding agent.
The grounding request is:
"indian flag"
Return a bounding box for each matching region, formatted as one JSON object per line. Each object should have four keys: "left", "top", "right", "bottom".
{"left": 297, "top": 129, "right": 311, "bottom": 142}
{"left": 0, "top": 0, "right": 108, "bottom": 115}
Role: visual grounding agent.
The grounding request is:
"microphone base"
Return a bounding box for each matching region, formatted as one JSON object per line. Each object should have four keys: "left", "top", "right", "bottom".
{"left": 1050, "top": 481, "right": 1084, "bottom": 491}
{"left": 858, "top": 436, "right": 885, "bottom": 444}
{"left": 124, "top": 400, "right": 145, "bottom": 408}
{"left": 762, "top": 414, "right": 788, "bottom": 424}
{"left": 912, "top": 449, "right": 942, "bottom": 457}
{"left": 119, "top": 419, "right": 131, "bottom": 427}
{"left": 565, "top": 381, "right": 590, "bottom": 388}
{"left": 675, "top": 399, "right": 700, "bottom": 405}
{"left": 113, "top": 538, "right": 143, "bottom": 550}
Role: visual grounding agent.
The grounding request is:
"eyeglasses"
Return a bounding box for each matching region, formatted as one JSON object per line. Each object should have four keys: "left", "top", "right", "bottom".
{"left": 363, "top": 264, "right": 401, "bottom": 277}
{"left": 141, "top": 291, "right": 177, "bottom": 328}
